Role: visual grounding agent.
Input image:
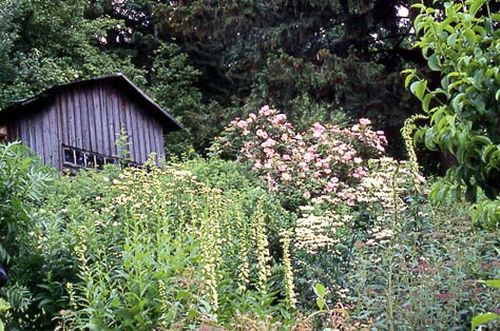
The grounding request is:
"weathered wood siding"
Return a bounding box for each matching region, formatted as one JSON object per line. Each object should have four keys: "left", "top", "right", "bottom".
{"left": 6, "top": 103, "right": 60, "bottom": 167}
{"left": 6, "top": 82, "right": 166, "bottom": 169}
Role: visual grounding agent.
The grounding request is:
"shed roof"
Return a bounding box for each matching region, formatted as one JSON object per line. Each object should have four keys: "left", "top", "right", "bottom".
{"left": 0, "top": 73, "right": 182, "bottom": 131}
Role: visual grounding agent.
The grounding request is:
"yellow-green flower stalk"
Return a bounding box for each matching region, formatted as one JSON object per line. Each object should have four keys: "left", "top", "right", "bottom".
{"left": 280, "top": 230, "right": 296, "bottom": 309}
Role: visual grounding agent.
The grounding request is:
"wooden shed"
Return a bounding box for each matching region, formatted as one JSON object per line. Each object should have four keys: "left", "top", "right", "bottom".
{"left": 0, "top": 74, "right": 182, "bottom": 170}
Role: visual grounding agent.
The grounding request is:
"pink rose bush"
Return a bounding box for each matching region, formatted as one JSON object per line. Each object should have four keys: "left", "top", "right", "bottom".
{"left": 211, "top": 105, "right": 425, "bottom": 307}
{"left": 211, "top": 105, "right": 389, "bottom": 206}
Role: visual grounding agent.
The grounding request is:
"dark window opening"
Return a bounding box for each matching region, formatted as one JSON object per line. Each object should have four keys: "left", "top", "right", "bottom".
{"left": 62, "top": 145, "right": 139, "bottom": 170}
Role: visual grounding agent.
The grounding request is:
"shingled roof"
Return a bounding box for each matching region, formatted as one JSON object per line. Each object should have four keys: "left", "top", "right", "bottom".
{"left": 0, "top": 73, "right": 182, "bottom": 131}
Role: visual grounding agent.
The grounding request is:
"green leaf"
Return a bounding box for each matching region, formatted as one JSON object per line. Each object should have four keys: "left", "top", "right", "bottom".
{"left": 452, "top": 93, "right": 465, "bottom": 112}
{"left": 316, "top": 298, "right": 325, "bottom": 310}
{"left": 411, "top": 80, "right": 428, "bottom": 101}
{"left": 0, "top": 320, "right": 4, "bottom": 331}
{"left": 428, "top": 54, "right": 440, "bottom": 71}
{"left": 424, "top": 128, "right": 437, "bottom": 150}
{"left": 313, "top": 283, "right": 326, "bottom": 297}
{"left": 471, "top": 312, "right": 500, "bottom": 330}
{"left": 480, "top": 279, "right": 500, "bottom": 289}
{"left": 464, "top": 28, "right": 476, "bottom": 43}
{"left": 422, "top": 93, "right": 433, "bottom": 113}
{"left": 447, "top": 33, "right": 458, "bottom": 47}
{"left": 469, "top": 0, "right": 485, "bottom": 16}
{"left": 404, "top": 72, "right": 416, "bottom": 89}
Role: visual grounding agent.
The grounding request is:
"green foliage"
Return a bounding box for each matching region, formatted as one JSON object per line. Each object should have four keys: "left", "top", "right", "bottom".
{"left": 404, "top": 0, "right": 500, "bottom": 203}
{"left": 1, "top": 158, "right": 296, "bottom": 330}
{"left": 152, "top": 0, "right": 421, "bottom": 153}
{"left": 0, "top": 142, "right": 53, "bottom": 263}
{"left": 0, "top": 0, "right": 145, "bottom": 109}
{"left": 346, "top": 194, "right": 500, "bottom": 330}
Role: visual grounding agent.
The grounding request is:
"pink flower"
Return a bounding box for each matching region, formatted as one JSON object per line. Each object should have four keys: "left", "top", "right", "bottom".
{"left": 282, "top": 154, "right": 291, "bottom": 161}
{"left": 264, "top": 147, "right": 275, "bottom": 157}
{"left": 351, "top": 124, "right": 360, "bottom": 132}
{"left": 376, "top": 130, "right": 385, "bottom": 136}
{"left": 248, "top": 113, "right": 257, "bottom": 120}
{"left": 312, "top": 122, "right": 326, "bottom": 138}
{"left": 303, "top": 191, "right": 311, "bottom": 199}
{"left": 281, "top": 172, "right": 292, "bottom": 181}
{"left": 277, "top": 163, "right": 287, "bottom": 172}
{"left": 304, "top": 152, "right": 315, "bottom": 162}
{"left": 256, "top": 129, "right": 268, "bottom": 139}
{"left": 271, "top": 114, "right": 287, "bottom": 125}
{"left": 259, "top": 105, "right": 272, "bottom": 116}
{"left": 354, "top": 157, "right": 363, "bottom": 164}
{"left": 236, "top": 120, "right": 248, "bottom": 129}
{"left": 342, "top": 152, "right": 354, "bottom": 162}
{"left": 359, "top": 118, "right": 371, "bottom": 126}
{"left": 253, "top": 161, "right": 263, "bottom": 169}
{"left": 331, "top": 126, "right": 341, "bottom": 133}
{"left": 261, "top": 138, "right": 276, "bottom": 148}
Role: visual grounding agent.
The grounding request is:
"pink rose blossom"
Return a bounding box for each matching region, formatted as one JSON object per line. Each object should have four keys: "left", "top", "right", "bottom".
{"left": 264, "top": 147, "right": 275, "bottom": 157}
{"left": 312, "top": 122, "right": 326, "bottom": 138}
{"left": 282, "top": 154, "right": 291, "bottom": 160}
{"left": 236, "top": 120, "right": 248, "bottom": 129}
{"left": 304, "top": 152, "right": 315, "bottom": 162}
{"left": 277, "top": 163, "right": 287, "bottom": 172}
{"left": 261, "top": 138, "right": 277, "bottom": 148}
{"left": 271, "top": 114, "right": 287, "bottom": 125}
{"left": 259, "top": 105, "right": 272, "bottom": 116}
{"left": 256, "top": 129, "right": 268, "bottom": 139}
{"left": 359, "top": 118, "right": 371, "bottom": 126}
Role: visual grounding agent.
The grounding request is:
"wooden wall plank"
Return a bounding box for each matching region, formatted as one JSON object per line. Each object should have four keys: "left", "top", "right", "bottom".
{"left": 111, "top": 85, "right": 121, "bottom": 156}
{"left": 48, "top": 103, "right": 61, "bottom": 168}
{"left": 41, "top": 106, "right": 51, "bottom": 164}
{"left": 131, "top": 103, "right": 144, "bottom": 163}
{"left": 78, "top": 88, "right": 90, "bottom": 151}
{"left": 72, "top": 89, "right": 83, "bottom": 148}
{"left": 56, "top": 94, "right": 64, "bottom": 168}
{"left": 122, "top": 94, "right": 135, "bottom": 161}
{"left": 143, "top": 112, "right": 152, "bottom": 160}
{"left": 105, "top": 84, "right": 116, "bottom": 156}
{"left": 57, "top": 95, "right": 68, "bottom": 146}
{"left": 99, "top": 83, "right": 111, "bottom": 156}
{"left": 34, "top": 112, "right": 45, "bottom": 162}
{"left": 86, "top": 86, "right": 97, "bottom": 151}
{"left": 65, "top": 91, "right": 76, "bottom": 147}
{"left": 92, "top": 86, "right": 103, "bottom": 153}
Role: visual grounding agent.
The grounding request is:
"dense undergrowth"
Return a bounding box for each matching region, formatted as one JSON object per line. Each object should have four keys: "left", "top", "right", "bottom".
{"left": 1, "top": 125, "right": 499, "bottom": 330}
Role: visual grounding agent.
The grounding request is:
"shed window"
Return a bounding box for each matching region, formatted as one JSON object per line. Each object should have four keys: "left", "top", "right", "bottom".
{"left": 62, "top": 145, "right": 138, "bottom": 169}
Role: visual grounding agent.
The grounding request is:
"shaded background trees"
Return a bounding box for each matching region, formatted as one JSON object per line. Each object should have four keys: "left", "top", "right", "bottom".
{"left": 0, "top": 0, "right": 424, "bottom": 156}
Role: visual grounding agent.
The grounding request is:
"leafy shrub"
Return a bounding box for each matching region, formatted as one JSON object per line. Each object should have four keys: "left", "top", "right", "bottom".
{"left": 0, "top": 142, "right": 54, "bottom": 329}
{"left": 23, "top": 159, "right": 296, "bottom": 330}
{"left": 403, "top": 0, "right": 499, "bottom": 221}
{"left": 211, "top": 105, "right": 391, "bottom": 210}
{"left": 346, "top": 194, "right": 500, "bottom": 330}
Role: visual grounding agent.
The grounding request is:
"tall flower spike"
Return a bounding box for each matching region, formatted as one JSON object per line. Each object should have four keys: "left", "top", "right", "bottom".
{"left": 402, "top": 114, "right": 428, "bottom": 190}
{"left": 280, "top": 230, "right": 297, "bottom": 309}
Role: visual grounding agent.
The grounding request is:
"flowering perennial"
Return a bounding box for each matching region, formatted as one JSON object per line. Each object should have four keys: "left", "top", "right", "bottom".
{"left": 212, "top": 105, "right": 388, "bottom": 207}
